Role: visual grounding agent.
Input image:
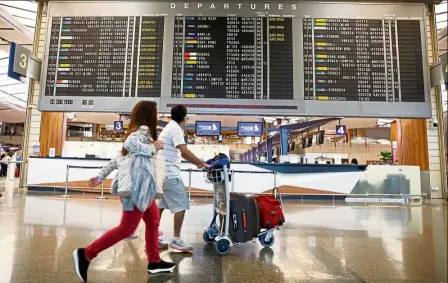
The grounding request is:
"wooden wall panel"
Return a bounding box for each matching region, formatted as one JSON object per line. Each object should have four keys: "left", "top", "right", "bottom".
{"left": 391, "top": 119, "right": 429, "bottom": 170}
{"left": 39, "top": 112, "right": 66, "bottom": 156}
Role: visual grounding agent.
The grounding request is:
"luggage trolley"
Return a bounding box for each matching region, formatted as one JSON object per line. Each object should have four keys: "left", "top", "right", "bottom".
{"left": 202, "top": 159, "right": 281, "bottom": 255}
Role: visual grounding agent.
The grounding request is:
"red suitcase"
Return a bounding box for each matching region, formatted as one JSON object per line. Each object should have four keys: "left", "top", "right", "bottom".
{"left": 255, "top": 188, "right": 285, "bottom": 229}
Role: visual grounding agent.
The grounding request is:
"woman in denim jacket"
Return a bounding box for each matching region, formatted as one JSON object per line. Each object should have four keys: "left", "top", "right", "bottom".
{"left": 73, "top": 101, "right": 175, "bottom": 282}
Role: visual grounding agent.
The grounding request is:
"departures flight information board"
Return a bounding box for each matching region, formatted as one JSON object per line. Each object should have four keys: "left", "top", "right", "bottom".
{"left": 303, "top": 18, "right": 424, "bottom": 103}
{"left": 46, "top": 16, "right": 164, "bottom": 100}
{"left": 39, "top": 2, "right": 431, "bottom": 118}
{"left": 171, "top": 16, "right": 293, "bottom": 100}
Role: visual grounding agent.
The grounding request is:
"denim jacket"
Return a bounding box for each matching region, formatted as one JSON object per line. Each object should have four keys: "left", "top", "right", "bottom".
{"left": 97, "top": 126, "right": 156, "bottom": 211}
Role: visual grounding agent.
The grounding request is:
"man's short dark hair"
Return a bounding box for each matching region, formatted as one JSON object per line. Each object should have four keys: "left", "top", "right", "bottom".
{"left": 171, "top": 105, "right": 187, "bottom": 123}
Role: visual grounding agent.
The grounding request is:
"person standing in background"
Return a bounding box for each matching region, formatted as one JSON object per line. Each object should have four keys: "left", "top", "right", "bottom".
{"left": 156, "top": 105, "right": 209, "bottom": 253}
{"left": 16, "top": 154, "right": 22, "bottom": 176}
{"left": 0, "top": 153, "right": 5, "bottom": 178}
{"left": 1, "top": 153, "right": 11, "bottom": 178}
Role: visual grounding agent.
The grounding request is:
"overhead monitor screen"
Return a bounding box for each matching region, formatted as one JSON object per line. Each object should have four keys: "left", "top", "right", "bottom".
{"left": 195, "top": 121, "right": 221, "bottom": 136}
{"left": 39, "top": 2, "right": 430, "bottom": 118}
{"left": 237, "top": 121, "right": 263, "bottom": 137}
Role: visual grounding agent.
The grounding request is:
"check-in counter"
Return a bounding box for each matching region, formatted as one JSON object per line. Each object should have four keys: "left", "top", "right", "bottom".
{"left": 27, "top": 156, "right": 422, "bottom": 200}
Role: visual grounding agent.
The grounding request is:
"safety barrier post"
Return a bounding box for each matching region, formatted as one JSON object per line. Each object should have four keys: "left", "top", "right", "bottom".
{"left": 188, "top": 169, "right": 194, "bottom": 202}
{"left": 273, "top": 171, "right": 277, "bottom": 188}
{"left": 61, "top": 165, "right": 105, "bottom": 199}
{"left": 231, "top": 170, "right": 235, "bottom": 193}
{"left": 61, "top": 165, "right": 71, "bottom": 199}
{"left": 97, "top": 181, "right": 107, "bottom": 200}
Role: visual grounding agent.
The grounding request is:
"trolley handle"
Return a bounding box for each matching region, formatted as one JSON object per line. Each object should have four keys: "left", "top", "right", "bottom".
{"left": 272, "top": 187, "right": 284, "bottom": 208}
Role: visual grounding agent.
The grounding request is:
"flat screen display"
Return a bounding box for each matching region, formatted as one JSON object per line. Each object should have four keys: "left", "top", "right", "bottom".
{"left": 195, "top": 121, "right": 221, "bottom": 136}
{"left": 237, "top": 122, "right": 263, "bottom": 137}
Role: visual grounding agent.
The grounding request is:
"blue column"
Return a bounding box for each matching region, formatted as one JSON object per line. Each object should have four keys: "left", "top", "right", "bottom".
{"left": 267, "top": 138, "right": 273, "bottom": 163}
{"left": 252, "top": 147, "right": 257, "bottom": 162}
{"left": 280, "top": 127, "right": 289, "bottom": 156}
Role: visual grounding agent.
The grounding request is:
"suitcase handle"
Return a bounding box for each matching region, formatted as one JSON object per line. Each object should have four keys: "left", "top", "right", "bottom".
{"left": 232, "top": 214, "right": 238, "bottom": 230}
{"left": 242, "top": 209, "right": 247, "bottom": 230}
{"left": 272, "top": 187, "right": 283, "bottom": 209}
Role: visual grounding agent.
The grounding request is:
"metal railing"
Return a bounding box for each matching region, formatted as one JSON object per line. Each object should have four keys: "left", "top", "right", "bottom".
{"left": 62, "top": 165, "right": 107, "bottom": 200}
{"left": 180, "top": 169, "right": 427, "bottom": 206}
{"left": 181, "top": 168, "right": 278, "bottom": 202}
{"left": 23, "top": 166, "right": 428, "bottom": 206}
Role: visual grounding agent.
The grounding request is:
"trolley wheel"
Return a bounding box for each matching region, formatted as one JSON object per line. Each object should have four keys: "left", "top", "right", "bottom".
{"left": 203, "top": 228, "right": 219, "bottom": 244}
{"left": 214, "top": 237, "right": 232, "bottom": 255}
{"left": 259, "top": 232, "right": 275, "bottom": 248}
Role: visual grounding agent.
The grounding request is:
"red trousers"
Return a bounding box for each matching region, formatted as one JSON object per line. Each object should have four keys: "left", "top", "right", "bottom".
{"left": 85, "top": 200, "right": 160, "bottom": 263}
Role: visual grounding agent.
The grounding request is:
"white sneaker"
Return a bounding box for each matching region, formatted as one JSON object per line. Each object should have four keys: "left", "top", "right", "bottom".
{"left": 170, "top": 237, "right": 193, "bottom": 253}
{"left": 158, "top": 231, "right": 168, "bottom": 249}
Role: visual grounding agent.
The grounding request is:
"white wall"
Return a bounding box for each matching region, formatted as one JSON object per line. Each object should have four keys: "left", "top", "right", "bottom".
{"left": 64, "top": 141, "right": 122, "bottom": 158}
{"left": 426, "top": 11, "right": 445, "bottom": 197}
{"left": 63, "top": 141, "right": 229, "bottom": 160}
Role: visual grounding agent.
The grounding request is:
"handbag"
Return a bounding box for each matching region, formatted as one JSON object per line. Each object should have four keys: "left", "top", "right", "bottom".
{"left": 116, "top": 155, "right": 133, "bottom": 198}
{"left": 255, "top": 187, "right": 285, "bottom": 229}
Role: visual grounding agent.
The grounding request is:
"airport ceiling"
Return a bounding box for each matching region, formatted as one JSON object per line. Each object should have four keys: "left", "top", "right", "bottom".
{"left": 0, "top": 1, "right": 36, "bottom": 122}
{"left": 0, "top": 0, "right": 446, "bottom": 123}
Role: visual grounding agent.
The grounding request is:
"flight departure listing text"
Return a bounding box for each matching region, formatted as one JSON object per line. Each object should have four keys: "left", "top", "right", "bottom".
{"left": 171, "top": 16, "right": 293, "bottom": 100}
{"left": 44, "top": 15, "right": 425, "bottom": 106}
{"left": 303, "top": 18, "right": 424, "bottom": 102}
{"left": 45, "top": 16, "right": 164, "bottom": 99}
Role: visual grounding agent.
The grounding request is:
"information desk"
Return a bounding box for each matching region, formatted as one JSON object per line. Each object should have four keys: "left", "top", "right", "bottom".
{"left": 27, "top": 157, "right": 421, "bottom": 198}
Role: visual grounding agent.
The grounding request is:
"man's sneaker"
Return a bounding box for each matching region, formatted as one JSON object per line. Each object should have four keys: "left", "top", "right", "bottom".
{"left": 73, "top": 248, "right": 90, "bottom": 282}
{"left": 158, "top": 231, "right": 168, "bottom": 249}
{"left": 147, "top": 260, "right": 176, "bottom": 274}
{"left": 170, "top": 238, "right": 193, "bottom": 253}
{"left": 159, "top": 239, "right": 169, "bottom": 249}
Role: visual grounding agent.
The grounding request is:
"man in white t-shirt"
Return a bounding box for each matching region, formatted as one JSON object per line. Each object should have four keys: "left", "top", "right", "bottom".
{"left": 156, "top": 105, "right": 208, "bottom": 252}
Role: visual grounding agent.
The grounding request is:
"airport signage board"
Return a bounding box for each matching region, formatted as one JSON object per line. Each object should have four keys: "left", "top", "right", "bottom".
{"left": 113, "top": 121, "right": 124, "bottom": 132}
{"left": 336, "top": 125, "right": 347, "bottom": 136}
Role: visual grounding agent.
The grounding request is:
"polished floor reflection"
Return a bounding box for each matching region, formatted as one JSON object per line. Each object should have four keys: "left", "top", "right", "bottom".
{"left": 0, "top": 195, "right": 446, "bottom": 283}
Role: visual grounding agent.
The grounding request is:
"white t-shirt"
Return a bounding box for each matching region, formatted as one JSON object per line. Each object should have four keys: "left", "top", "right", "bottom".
{"left": 156, "top": 120, "right": 185, "bottom": 182}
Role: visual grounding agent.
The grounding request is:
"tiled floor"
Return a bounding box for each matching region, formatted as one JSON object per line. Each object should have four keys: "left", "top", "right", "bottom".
{"left": 0, "top": 195, "right": 446, "bottom": 283}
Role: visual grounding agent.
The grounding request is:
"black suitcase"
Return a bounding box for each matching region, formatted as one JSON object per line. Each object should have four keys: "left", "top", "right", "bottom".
{"left": 228, "top": 194, "right": 260, "bottom": 243}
